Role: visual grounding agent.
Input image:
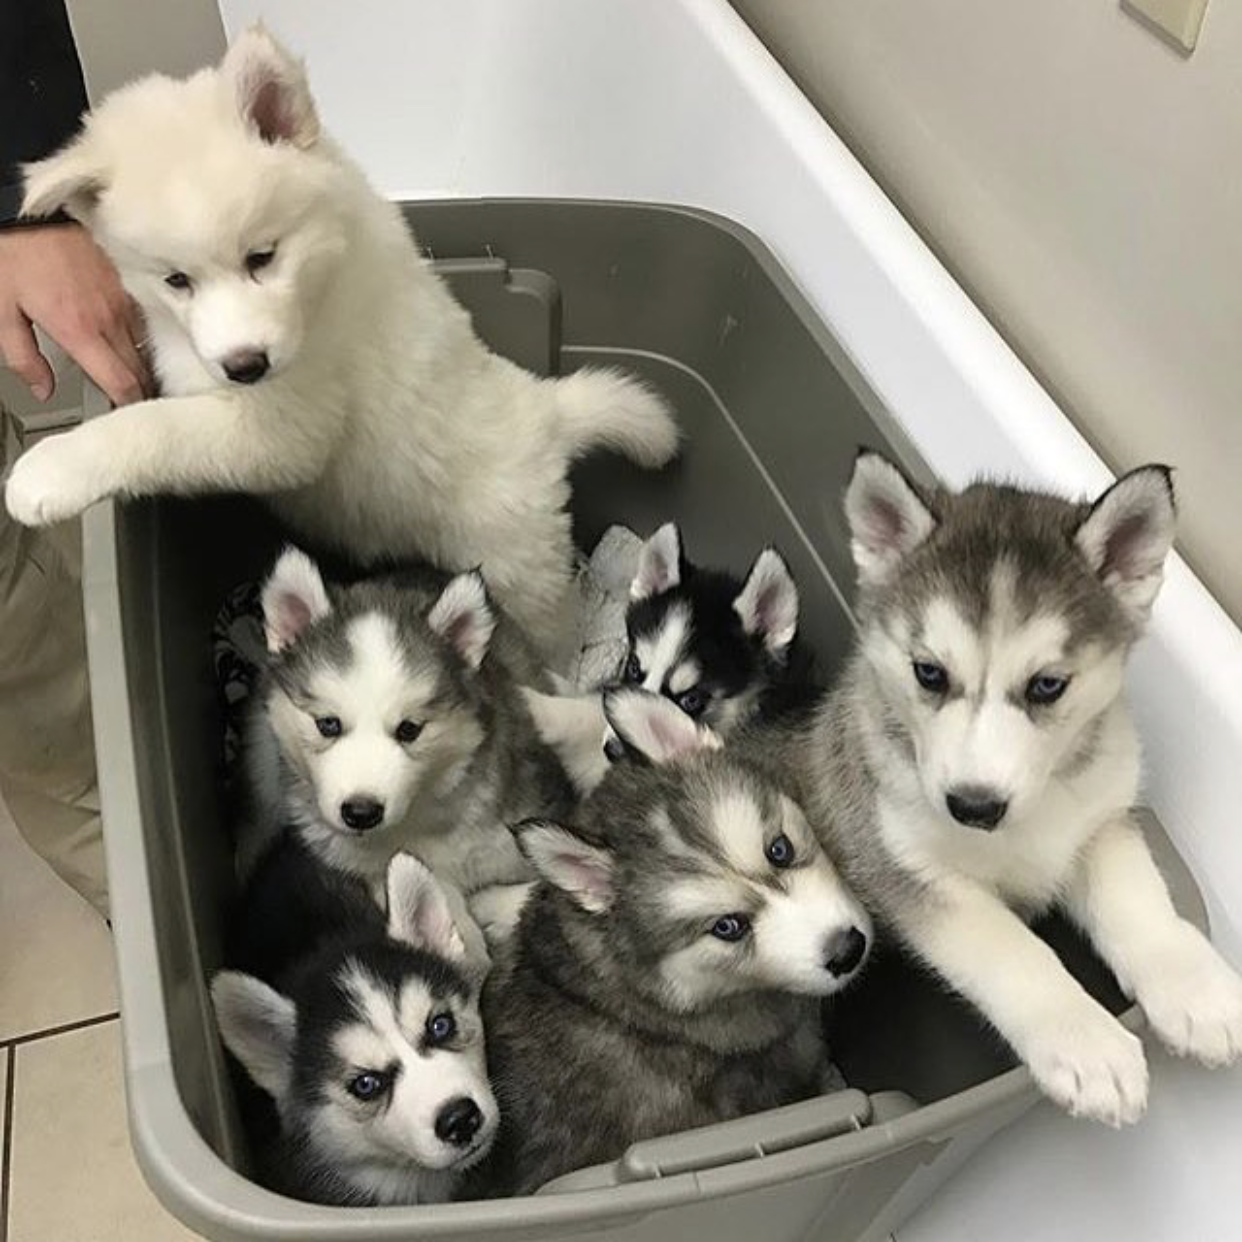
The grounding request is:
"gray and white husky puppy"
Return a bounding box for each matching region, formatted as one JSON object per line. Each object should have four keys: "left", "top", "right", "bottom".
{"left": 240, "top": 546, "right": 572, "bottom": 897}
{"left": 212, "top": 851, "right": 498, "bottom": 1205}
{"left": 477, "top": 688, "right": 871, "bottom": 1196}
{"left": 751, "top": 450, "right": 1242, "bottom": 1126}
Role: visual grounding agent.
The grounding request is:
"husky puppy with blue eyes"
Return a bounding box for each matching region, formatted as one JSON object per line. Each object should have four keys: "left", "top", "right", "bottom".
{"left": 475, "top": 688, "right": 871, "bottom": 1197}
{"left": 745, "top": 451, "right": 1242, "bottom": 1127}
{"left": 239, "top": 546, "right": 572, "bottom": 898}
{"left": 212, "top": 850, "right": 498, "bottom": 1206}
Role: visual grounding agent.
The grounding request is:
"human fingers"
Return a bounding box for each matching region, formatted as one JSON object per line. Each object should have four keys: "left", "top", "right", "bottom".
{"left": 0, "top": 310, "right": 55, "bottom": 402}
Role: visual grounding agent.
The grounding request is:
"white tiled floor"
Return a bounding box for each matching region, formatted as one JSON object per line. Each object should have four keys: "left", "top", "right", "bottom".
{"left": 0, "top": 801, "right": 197, "bottom": 1241}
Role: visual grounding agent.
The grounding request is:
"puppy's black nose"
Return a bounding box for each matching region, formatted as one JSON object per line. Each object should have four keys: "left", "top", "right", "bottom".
{"left": 340, "top": 797, "right": 384, "bottom": 831}
{"left": 435, "top": 1096, "right": 483, "bottom": 1147}
{"left": 222, "top": 349, "right": 270, "bottom": 384}
{"left": 946, "top": 787, "right": 1008, "bottom": 830}
{"left": 824, "top": 926, "right": 868, "bottom": 978}
{"left": 824, "top": 933, "right": 874, "bottom": 978}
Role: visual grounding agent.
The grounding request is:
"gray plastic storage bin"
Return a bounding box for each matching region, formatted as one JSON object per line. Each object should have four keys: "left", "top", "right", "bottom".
{"left": 84, "top": 201, "right": 1209, "bottom": 1242}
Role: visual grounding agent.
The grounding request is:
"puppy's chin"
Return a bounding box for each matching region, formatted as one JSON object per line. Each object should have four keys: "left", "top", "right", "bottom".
{"left": 448, "top": 1130, "right": 497, "bottom": 1172}
{"left": 416, "top": 1130, "right": 496, "bottom": 1173}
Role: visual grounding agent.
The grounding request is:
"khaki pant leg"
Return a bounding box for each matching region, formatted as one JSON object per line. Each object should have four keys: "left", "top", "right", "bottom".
{"left": 0, "top": 420, "right": 107, "bottom": 919}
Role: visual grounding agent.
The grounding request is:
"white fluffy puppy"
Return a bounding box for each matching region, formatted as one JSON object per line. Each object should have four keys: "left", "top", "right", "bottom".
{"left": 8, "top": 26, "right": 678, "bottom": 647}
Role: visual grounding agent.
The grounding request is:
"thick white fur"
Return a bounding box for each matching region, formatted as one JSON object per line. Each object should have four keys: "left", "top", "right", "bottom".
{"left": 521, "top": 687, "right": 610, "bottom": 796}
{"left": 6, "top": 26, "right": 677, "bottom": 649}
{"left": 845, "top": 458, "right": 1242, "bottom": 1126}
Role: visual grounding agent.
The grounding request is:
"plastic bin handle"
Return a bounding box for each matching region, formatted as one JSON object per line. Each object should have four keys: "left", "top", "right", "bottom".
{"left": 618, "top": 1089, "right": 873, "bottom": 1183}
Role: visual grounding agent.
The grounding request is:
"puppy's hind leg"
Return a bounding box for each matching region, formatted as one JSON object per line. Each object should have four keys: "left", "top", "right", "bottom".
{"left": 483, "top": 534, "right": 578, "bottom": 670}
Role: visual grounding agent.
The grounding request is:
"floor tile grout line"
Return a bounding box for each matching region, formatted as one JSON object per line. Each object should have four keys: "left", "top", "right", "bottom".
{"left": 1, "top": 1043, "right": 15, "bottom": 1242}
{"left": 0, "top": 1010, "right": 120, "bottom": 1051}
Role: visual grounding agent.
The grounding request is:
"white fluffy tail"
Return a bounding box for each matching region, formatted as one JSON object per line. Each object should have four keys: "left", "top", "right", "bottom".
{"left": 553, "top": 368, "right": 679, "bottom": 468}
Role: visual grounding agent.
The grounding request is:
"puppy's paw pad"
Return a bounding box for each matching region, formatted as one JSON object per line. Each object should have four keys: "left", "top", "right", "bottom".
{"left": 1026, "top": 1010, "right": 1148, "bottom": 1126}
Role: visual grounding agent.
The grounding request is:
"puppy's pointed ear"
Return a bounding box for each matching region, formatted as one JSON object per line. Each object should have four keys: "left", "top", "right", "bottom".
{"left": 603, "top": 688, "right": 721, "bottom": 766}
{"left": 22, "top": 133, "right": 105, "bottom": 222}
{"left": 223, "top": 23, "right": 320, "bottom": 149}
{"left": 631, "top": 522, "right": 683, "bottom": 601}
{"left": 1075, "top": 466, "right": 1175, "bottom": 625}
{"left": 845, "top": 450, "right": 937, "bottom": 587}
{"left": 261, "top": 547, "right": 331, "bottom": 653}
{"left": 734, "top": 549, "right": 799, "bottom": 657}
{"left": 211, "top": 972, "right": 296, "bottom": 1102}
{"left": 515, "top": 819, "right": 615, "bottom": 914}
{"left": 385, "top": 854, "right": 466, "bottom": 962}
{"left": 427, "top": 571, "right": 496, "bottom": 671}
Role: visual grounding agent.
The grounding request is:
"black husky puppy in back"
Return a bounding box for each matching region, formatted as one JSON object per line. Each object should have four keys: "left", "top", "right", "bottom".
{"left": 620, "top": 521, "right": 818, "bottom": 735}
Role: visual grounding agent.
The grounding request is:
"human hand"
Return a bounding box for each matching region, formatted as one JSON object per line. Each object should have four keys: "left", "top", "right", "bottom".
{"left": 0, "top": 223, "right": 152, "bottom": 407}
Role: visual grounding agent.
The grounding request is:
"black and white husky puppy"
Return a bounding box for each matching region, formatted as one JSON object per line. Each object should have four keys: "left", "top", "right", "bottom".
{"left": 523, "top": 522, "right": 809, "bottom": 797}
{"left": 476, "top": 689, "right": 871, "bottom": 1196}
{"left": 239, "top": 547, "right": 573, "bottom": 896}
{"left": 212, "top": 848, "right": 498, "bottom": 1205}
{"left": 622, "top": 521, "right": 808, "bottom": 731}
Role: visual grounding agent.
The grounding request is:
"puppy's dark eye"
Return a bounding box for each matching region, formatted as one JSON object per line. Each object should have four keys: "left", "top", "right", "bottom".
{"left": 347, "top": 1070, "right": 389, "bottom": 1101}
{"left": 245, "top": 246, "right": 276, "bottom": 275}
{"left": 766, "top": 834, "right": 794, "bottom": 868}
{"left": 1026, "top": 674, "right": 1070, "bottom": 705}
{"left": 675, "top": 687, "right": 708, "bottom": 718}
{"left": 912, "top": 661, "right": 949, "bottom": 693}
{"left": 624, "top": 651, "right": 642, "bottom": 683}
{"left": 395, "top": 719, "right": 423, "bottom": 744}
{"left": 426, "top": 1011, "right": 456, "bottom": 1045}
{"left": 164, "top": 271, "right": 192, "bottom": 291}
{"left": 709, "top": 913, "right": 751, "bottom": 942}
{"left": 315, "top": 715, "right": 342, "bottom": 739}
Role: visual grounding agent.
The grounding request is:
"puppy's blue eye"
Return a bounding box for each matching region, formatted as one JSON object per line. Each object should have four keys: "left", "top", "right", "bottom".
{"left": 315, "top": 715, "right": 342, "bottom": 738}
{"left": 1026, "top": 674, "right": 1070, "bottom": 705}
{"left": 164, "top": 271, "right": 192, "bottom": 291}
{"left": 426, "top": 1012, "right": 456, "bottom": 1045}
{"left": 912, "top": 661, "right": 949, "bottom": 693}
{"left": 395, "top": 719, "right": 423, "bottom": 744}
{"left": 624, "top": 652, "right": 642, "bottom": 683}
{"left": 675, "top": 687, "right": 707, "bottom": 718}
{"left": 710, "top": 913, "right": 751, "bottom": 942}
{"left": 246, "top": 246, "right": 276, "bottom": 275}
{"left": 347, "top": 1071, "right": 388, "bottom": 1101}
{"left": 766, "top": 834, "right": 794, "bottom": 868}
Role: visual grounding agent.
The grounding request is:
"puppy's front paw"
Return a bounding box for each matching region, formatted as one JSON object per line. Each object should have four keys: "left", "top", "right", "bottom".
{"left": 1135, "top": 928, "right": 1242, "bottom": 1068}
{"left": 1023, "top": 1002, "right": 1149, "bottom": 1126}
{"left": 5, "top": 434, "right": 105, "bottom": 525}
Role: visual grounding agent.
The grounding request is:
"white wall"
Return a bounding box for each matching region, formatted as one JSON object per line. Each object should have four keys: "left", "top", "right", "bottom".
{"left": 65, "top": 0, "right": 223, "bottom": 99}
{"left": 732, "top": 0, "right": 1242, "bottom": 624}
